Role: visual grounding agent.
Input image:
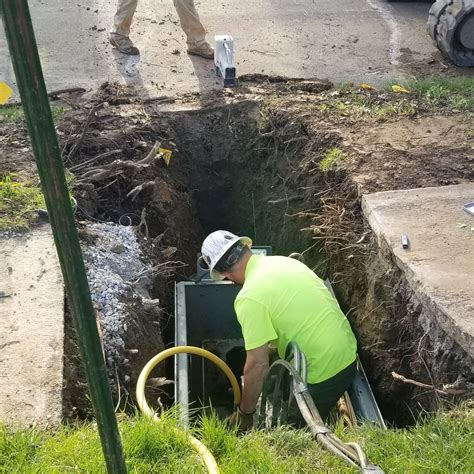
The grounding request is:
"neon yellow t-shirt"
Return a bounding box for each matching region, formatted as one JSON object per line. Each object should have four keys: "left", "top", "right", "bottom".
{"left": 234, "top": 255, "right": 357, "bottom": 384}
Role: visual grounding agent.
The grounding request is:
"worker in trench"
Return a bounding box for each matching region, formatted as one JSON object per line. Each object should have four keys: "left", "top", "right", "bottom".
{"left": 201, "top": 230, "right": 358, "bottom": 430}
{"left": 110, "top": 0, "right": 214, "bottom": 58}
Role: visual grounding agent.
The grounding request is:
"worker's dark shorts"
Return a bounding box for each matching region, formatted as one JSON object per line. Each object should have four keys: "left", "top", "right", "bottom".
{"left": 306, "top": 360, "right": 357, "bottom": 420}
{"left": 287, "top": 360, "right": 357, "bottom": 424}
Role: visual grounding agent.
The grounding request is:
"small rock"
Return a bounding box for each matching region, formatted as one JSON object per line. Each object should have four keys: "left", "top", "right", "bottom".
{"left": 111, "top": 244, "right": 126, "bottom": 254}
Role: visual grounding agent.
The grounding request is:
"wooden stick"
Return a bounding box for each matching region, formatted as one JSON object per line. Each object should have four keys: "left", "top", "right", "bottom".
{"left": 391, "top": 372, "right": 466, "bottom": 396}
{"left": 69, "top": 149, "right": 122, "bottom": 172}
{"left": 0, "top": 87, "right": 86, "bottom": 107}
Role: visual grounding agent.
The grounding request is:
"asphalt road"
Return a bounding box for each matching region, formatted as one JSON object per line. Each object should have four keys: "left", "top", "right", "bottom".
{"left": 0, "top": 0, "right": 472, "bottom": 97}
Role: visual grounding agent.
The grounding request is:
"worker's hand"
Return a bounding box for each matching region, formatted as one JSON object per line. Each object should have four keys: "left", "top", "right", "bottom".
{"left": 226, "top": 406, "right": 254, "bottom": 432}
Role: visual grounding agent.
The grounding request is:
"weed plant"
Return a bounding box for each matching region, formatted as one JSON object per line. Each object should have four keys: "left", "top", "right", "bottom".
{"left": 0, "top": 173, "right": 45, "bottom": 230}
{"left": 320, "top": 148, "right": 346, "bottom": 172}
{"left": 0, "top": 171, "right": 76, "bottom": 231}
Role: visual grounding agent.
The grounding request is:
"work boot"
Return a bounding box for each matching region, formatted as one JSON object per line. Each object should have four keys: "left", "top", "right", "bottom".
{"left": 187, "top": 41, "right": 214, "bottom": 60}
{"left": 110, "top": 34, "right": 140, "bottom": 55}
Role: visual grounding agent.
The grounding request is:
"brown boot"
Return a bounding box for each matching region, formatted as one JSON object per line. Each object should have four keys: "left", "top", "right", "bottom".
{"left": 187, "top": 42, "right": 214, "bottom": 60}
{"left": 110, "top": 35, "right": 140, "bottom": 55}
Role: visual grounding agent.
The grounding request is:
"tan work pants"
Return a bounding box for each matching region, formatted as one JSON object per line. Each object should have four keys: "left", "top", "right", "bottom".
{"left": 111, "top": 0, "right": 207, "bottom": 47}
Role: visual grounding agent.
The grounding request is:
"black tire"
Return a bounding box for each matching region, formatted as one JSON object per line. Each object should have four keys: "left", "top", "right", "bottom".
{"left": 428, "top": 0, "right": 474, "bottom": 67}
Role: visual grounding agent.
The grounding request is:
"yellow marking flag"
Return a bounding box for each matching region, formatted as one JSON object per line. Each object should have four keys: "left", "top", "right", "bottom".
{"left": 159, "top": 148, "right": 173, "bottom": 166}
{"left": 0, "top": 82, "right": 14, "bottom": 105}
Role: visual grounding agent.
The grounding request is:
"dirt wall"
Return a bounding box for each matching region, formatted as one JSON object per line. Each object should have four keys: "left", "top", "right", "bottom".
{"left": 336, "top": 240, "right": 474, "bottom": 424}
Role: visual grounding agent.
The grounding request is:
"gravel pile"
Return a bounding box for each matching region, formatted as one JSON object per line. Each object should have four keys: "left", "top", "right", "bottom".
{"left": 82, "top": 222, "right": 150, "bottom": 376}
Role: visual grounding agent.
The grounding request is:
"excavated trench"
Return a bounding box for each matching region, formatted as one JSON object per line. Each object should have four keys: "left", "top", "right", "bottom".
{"left": 65, "top": 97, "right": 473, "bottom": 426}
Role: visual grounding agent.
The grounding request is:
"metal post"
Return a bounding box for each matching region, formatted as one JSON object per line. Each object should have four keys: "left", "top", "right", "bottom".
{"left": 0, "top": 2, "right": 127, "bottom": 472}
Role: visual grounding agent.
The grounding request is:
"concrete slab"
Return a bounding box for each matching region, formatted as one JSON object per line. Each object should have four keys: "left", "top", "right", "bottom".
{"left": 362, "top": 184, "right": 474, "bottom": 359}
{"left": 1, "top": 0, "right": 472, "bottom": 98}
{"left": 0, "top": 224, "right": 64, "bottom": 427}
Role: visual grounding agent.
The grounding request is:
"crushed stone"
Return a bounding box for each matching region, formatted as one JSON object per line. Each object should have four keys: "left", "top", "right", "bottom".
{"left": 82, "top": 222, "right": 151, "bottom": 378}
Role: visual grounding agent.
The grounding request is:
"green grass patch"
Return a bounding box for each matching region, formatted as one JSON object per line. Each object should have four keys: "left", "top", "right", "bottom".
{"left": 318, "top": 78, "right": 474, "bottom": 123}
{"left": 0, "top": 104, "right": 66, "bottom": 123}
{"left": 354, "top": 406, "right": 474, "bottom": 473}
{"left": 319, "top": 91, "right": 417, "bottom": 122}
{"left": 335, "top": 81, "right": 355, "bottom": 94}
{"left": 0, "top": 173, "right": 45, "bottom": 231}
{"left": 1, "top": 406, "right": 472, "bottom": 473}
{"left": 0, "top": 171, "right": 76, "bottom": 231}
{"left": 399, "top": 77, "right": 474, "bottom": 111}
{"left": 0, "top": 105, "right": 24, "bottom": 122}
{"left": 320, "top": 147, "right": 346, "bottom": 172}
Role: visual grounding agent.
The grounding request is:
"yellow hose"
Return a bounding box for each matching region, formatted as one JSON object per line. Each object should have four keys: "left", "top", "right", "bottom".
{"left": 136, "top": 346, "right": 242, "bottom": 474}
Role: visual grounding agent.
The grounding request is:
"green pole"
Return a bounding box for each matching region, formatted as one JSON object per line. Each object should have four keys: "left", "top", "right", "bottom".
{"left": 0, "top": 2, "right": 127, "bottom": 472}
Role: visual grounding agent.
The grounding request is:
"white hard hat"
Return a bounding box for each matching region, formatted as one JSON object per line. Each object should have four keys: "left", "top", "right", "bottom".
{"left": 201, "top": 230, "right": 252, "bottom": 281}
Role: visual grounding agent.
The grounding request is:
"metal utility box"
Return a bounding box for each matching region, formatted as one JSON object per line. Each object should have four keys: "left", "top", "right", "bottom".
{"left": 175, "top": 281, "right": 244, "bottom": 420}
{"left": 175, "top": 247, "right": 273, "bottom": 422}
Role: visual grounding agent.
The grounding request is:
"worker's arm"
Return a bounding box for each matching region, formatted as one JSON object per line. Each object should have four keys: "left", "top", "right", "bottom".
{"left": 239, "top": 343, "right": 270, "bottom": 414}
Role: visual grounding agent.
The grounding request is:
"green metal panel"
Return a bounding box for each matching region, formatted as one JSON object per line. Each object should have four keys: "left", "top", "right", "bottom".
{"left": 0, "top": 2, "right": 126, "bottom": 472}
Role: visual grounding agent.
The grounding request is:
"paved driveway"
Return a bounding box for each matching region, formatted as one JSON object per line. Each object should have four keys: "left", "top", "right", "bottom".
{"left": 1, "top": 0, "right": 472, "bottom": 97}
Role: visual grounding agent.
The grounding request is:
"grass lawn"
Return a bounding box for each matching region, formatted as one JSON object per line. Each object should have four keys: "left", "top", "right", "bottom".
{"left": 1, "top": 405, "right": 473, "bottom": 473}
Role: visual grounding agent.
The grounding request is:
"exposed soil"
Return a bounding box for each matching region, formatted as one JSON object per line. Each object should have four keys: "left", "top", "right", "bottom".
{"left": 1, "top": 80, "right": 473, "bottom": 424}
{"left": 345, "top": 115, "right": 473, "bottom": 191}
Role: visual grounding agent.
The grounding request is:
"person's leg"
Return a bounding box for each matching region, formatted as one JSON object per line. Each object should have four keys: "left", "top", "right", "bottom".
{"left": 110, "top": 0, "right": 140, "bottom": 55}
{"left": 307, "top": 360, "right": 357, "bottom": 421}
{"left": 173, "top": 0, "right": 213, "bottom": 58}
